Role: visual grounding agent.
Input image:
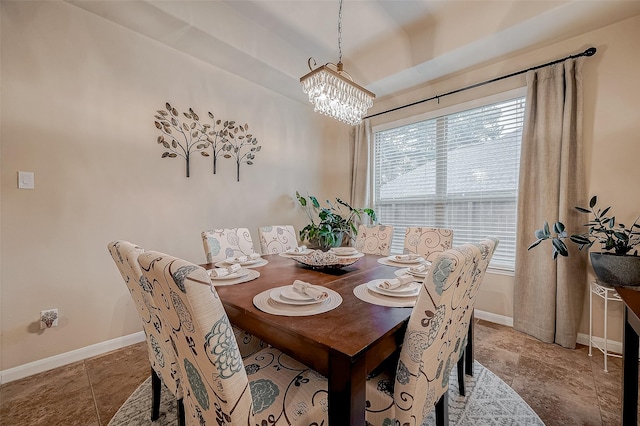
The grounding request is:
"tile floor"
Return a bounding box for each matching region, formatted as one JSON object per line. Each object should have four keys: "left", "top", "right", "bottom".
{"left": 0, "top": 319, "right": 635, "bottom": 425}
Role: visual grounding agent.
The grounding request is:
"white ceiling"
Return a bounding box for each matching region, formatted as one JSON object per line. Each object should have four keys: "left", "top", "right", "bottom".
{"left": 67, "top": 0, "right": 640, "bottom": 104}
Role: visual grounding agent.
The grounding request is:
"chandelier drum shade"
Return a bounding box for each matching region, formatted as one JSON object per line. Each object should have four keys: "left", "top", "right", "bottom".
{"left": 299, "top": 0, "right": 375, "bottom": 126}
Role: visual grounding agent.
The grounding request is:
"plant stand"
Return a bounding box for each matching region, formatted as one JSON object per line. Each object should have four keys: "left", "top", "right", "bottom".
{"left": 589, "top": 281, "right": 622, "bottom": 372}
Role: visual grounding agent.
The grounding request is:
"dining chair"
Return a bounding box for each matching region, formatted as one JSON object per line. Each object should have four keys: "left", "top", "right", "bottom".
{"left": 455, "top": 237, "right": 498, "bottom": 396}
{"left": 403, "top": 227, "right": 454, "bottom": 261}
{"left": 107, "top": 241, "right": 185, "bottom": 426}
{"left": 365, "top": 240, "right": 490, "bottom": 426}
{"left": 137, "top": 250, "right": 329, "bottom": 425}
{"left": 354, "top": 224, "right": 394, "bottom": 255}
{"left": 258, "top": 224, "right": 298, "bottom": 254}
{"left": 201, "top": 228, "right": 256, "bottom": 263}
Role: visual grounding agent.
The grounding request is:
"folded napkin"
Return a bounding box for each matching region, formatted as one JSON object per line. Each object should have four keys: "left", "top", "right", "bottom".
{"left": 227, "top": 253, "right": 261, "bottom": 263}
{"left": 292, "top": 279, "right": 328, "bottom": 301}
{"left": 394, "top": 254, "right": 422, "bottom": 261}
{"left": 379, "top": 274, "right": 415, "bottom": 290}
{"left": 409, "top": 264, "right": 427, "bottom": 274}
{"left": 288, "top": 245, "right": 307, "bottom": 253}
{"left": 209, "top": 263, "right": 241, "bottom": 278}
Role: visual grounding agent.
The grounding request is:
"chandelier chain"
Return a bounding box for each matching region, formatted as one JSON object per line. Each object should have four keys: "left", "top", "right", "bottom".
{"left": 337, "top": 0, "right": 343, "bottom": 64}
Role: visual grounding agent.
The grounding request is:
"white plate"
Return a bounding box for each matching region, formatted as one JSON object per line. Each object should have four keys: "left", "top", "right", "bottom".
{"left": 269, "top": 288, "right": 325, "bottom": 305}
{"left": 396, "top": 266, "right": 430, "bottom": 278}
{"left": 209, "top": 268, "right": 250, "bottom": 281}
{"left": 366, "top": 279, "right": 421, "bottom": 298}
{"left": 386, "top": 255, "right": 425, "bottom": 264}
{"left": 225, "top": 257, "right": 261, "bottom": 266}
{"left": 280, "top": 286, "right": 315, "bottom": 301}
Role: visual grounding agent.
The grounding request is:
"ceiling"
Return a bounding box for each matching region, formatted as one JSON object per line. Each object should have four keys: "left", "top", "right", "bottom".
{"left": 68, "top": 0, "right": 640, "bottom": 105}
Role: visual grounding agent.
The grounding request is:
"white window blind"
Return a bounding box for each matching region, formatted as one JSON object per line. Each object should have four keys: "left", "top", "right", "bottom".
{"left": 373, "top": 95, "right": 526, "bottom": 271}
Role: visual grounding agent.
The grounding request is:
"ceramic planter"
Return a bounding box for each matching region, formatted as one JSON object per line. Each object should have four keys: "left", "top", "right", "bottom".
{"left": 590, "top": 252, "right": 640, "bottom": 286}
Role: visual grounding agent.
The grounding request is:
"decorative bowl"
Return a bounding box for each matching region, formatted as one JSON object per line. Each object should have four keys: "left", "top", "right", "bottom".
{"left": 293, "top": 249, "right": 363, "bottom": 269}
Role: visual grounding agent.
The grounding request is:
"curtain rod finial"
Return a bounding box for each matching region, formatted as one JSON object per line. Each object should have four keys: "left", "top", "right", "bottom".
{"left": 584, "top": 47, "right": 596, "bottom": 56}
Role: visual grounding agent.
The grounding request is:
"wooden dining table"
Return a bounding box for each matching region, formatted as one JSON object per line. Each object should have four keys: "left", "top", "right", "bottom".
{"left": 202, "top": 253, "right": 413, "bottom": 426}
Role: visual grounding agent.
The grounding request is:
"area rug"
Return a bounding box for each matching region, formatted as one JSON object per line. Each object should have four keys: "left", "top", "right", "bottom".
{"left": 108, "top": 361, "right": 544, "bottom": 425}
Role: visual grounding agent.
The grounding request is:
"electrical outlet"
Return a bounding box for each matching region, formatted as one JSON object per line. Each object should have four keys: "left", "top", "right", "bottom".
{"left": 40, "top": 309, "right": 58, "bottom": 329}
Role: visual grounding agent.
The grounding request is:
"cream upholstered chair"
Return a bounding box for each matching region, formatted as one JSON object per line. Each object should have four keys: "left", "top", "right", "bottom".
{"left": 201, "top": 228, "right": 256, "bottom": 263}
{"left": 107, "top": 241, "right": 185, "bottom": 425}
{"left": 456, "top": 237, "right": 499, "bottom": 396}
{"left": 138, "top": 250, "right": 329, "bottom": 425}
{"left": 258, "top": 225, "right": 298, "bottom": 254}
{"left": 354, "top": 224, "right": 394, "bottom": 255}
{"left": 365, "top": 238, "right": 497, "bottom": 425}
{"left": 403, "top": 227, "right": 454, "bottom": 261}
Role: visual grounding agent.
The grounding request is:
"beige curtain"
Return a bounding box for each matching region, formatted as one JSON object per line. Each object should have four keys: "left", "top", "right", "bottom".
{"left": 513, "top": 58, "right": 587, "bottom": 349}
{"left": 350, "top": 118, "right": 371, "bottom": 208}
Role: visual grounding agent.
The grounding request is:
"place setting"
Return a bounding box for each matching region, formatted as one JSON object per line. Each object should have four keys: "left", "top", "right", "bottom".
{"left": 377, "top": 253, "right": 430, "bottom": 268}
{"left": 253, "top": 279, "right": 342, "bottom": 316}
{"left": 214, "top": 252, "right": 268, "bottom": 269}
{"left": 278, "top": 245, "right": 314, "bottom": 258}
{"left": 353, "top": 274, "right": 422, "bottom": 307}
{"left": 395, "top": 262, "right": 430, "bottom": 280}
{"left": 207, "top": 263, "right": 260, "bottom": 286}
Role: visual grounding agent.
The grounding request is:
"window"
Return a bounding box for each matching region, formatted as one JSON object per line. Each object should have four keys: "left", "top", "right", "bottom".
{"left": 372, "top": 90, "right": 526, "bottom": 272}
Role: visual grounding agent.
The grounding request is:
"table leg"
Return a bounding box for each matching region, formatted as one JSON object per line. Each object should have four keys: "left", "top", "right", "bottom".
{"left": 329, "top": 353, "right": 367, "bottom": 426}
{"left": 621, "top": 306, "right": 639, "bottom": 426}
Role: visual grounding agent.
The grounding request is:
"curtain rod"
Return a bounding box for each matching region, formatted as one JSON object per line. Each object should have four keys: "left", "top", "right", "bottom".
{"left": 364, "top": 46, "right": 597, "bottom": 120}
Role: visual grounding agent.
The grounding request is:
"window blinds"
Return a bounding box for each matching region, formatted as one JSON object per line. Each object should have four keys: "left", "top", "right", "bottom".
{"left": 373, "top": 96, "right": 526, "bottom": 271}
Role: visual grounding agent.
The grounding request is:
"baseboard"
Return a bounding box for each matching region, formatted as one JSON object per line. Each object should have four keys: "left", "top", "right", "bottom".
{"left": 475, "top": 309, "right": 514, "bottom": 327}
{"left": 0, "top": 331, "right": 146, "bottom": 384}
{"left": 474, "top": 310, "right": 623, "bottom": 354}
{"left": 576, "top": 332, "right": 623, "bottom": 355}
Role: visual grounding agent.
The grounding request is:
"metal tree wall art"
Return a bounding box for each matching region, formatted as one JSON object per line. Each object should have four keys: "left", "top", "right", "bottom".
{"left": 153, "top": 102, "right": 261, "bottom": 180}
{"left": 222, "top": 122, "right": 262, "bottom": 182}
{"left": 203, "top": 113, "right": 235, "bottom": 175}
{"left": 154, "top": 102, "right": 210, "bottom": 177}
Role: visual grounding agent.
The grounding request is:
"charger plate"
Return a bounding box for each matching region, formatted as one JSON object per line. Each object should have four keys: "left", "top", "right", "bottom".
{"left": 215, "top": 258, "right": 268, "bottom": 269}
{"left": 253, "top": 286, "right": 342, "bottom": 316}
{"left": 210, "top": 269, "right": 260, "bottom": 286}
{"left": 353, "top": 283, "right": 417, "bottom": 308}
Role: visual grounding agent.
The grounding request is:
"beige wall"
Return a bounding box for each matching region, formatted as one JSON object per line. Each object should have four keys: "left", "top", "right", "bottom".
{"left": 371, "top": 15, "right": 640, "bottom": 342}
{"left": 0, "top": 1, "right": 350, "bottom": 371}
{"left": 2, "top": 1, "right": 639, "bottom": 374}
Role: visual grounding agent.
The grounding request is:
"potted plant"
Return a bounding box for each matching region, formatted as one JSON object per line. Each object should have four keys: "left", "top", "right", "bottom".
{"left": 296, "top": 191, "right": 376, "bottom": 250}
{"left": 528, "top": 196, "right": 640, "bottom": 286}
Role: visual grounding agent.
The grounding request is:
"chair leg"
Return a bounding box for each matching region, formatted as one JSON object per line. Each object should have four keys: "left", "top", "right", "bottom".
{"left": 151, "top": 368, "right": 161, "bottom": 421}
{"left": 457, "top": 351, "right": 466, "bottom": 397}
{"left": 177, "top": 398, "right": 186, "bottom": 426}
{"left": 435, "top": 391, "right": 449, "bottom": 426}
{"left": 465, "top": 311, "right": 475, "bottom": 376}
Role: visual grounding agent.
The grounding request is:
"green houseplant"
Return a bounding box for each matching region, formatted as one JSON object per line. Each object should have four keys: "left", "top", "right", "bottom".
{"left": 296, "top": 191, "right": 376, "bottom": 250}
{"left": 528, "top": 196, "right": 640, "bottom": 285}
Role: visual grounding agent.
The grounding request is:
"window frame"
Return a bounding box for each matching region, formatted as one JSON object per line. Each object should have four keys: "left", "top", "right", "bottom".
{"left": 370, "top": 87, "right": 527, "bottom": 275}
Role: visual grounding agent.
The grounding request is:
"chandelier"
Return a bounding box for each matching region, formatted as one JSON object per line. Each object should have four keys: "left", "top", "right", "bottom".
{"left": 299, "top": 0, "right": 375, "bottom": 126}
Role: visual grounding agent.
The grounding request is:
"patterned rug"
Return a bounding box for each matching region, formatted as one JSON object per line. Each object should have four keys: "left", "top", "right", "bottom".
{"left": 108, "top": 361, "right": 544, "bottom": 425}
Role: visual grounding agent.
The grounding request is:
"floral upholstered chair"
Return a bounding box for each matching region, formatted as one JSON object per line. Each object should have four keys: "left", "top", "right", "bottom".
{"left": 354, "top": 224, "right": 394, "bottom": 255}
{"left": 201, "top": 228, "right": 256, "bottom": 263}
{"left": 365, "top": 240, "right": 493, "bottom": 426}
{"left": 455, "top": 237, "right": 498, "bottom": 396}
{"left": 258, "top": 225, "right": 298, "bottom": 254}
{"left": 107, "top": 241, "right": 185, "bottom": 425}
{"left": 137, "top": 251, "right": 329, "bottom": 425}
{"left": 403, "top": 227, "right": 454, "bottom": 262}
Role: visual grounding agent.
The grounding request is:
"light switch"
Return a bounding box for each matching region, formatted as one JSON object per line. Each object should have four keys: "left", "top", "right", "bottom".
{"left": 18, "top": 171, "right": 35, "bottom": 189}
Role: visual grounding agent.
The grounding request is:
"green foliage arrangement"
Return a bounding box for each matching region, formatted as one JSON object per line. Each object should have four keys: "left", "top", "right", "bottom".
{"left": 296, "top": 191, "right": 376, "bottom": 249}
{"left": 528, "top": 196, "right": 640, "bottom": 259}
